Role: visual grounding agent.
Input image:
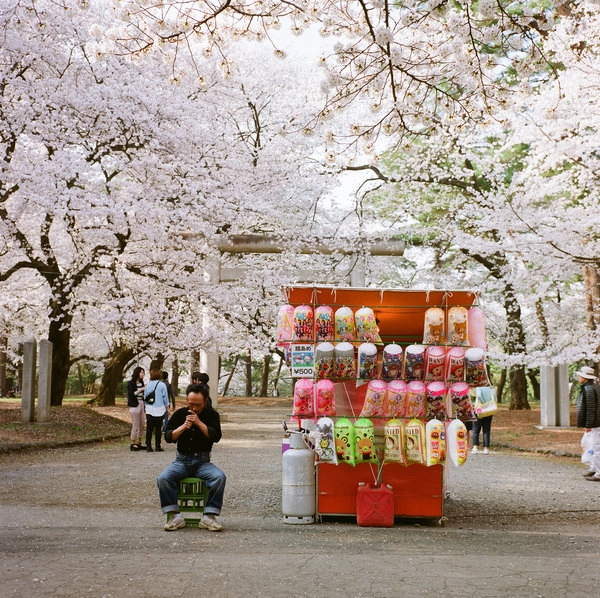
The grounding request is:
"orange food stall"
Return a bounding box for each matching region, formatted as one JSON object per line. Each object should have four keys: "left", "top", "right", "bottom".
{"left": 282, "top": 285, "right": 479, "bottom": 522}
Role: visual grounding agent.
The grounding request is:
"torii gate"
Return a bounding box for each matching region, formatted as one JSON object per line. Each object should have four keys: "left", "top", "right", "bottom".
{"left": 200, "top": 234, "right": 405, "bottom": 407}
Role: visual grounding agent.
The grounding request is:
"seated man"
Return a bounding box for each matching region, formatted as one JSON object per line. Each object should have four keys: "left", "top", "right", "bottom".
{"left": 157, "top": 383, "right": 226, "bottom": 531}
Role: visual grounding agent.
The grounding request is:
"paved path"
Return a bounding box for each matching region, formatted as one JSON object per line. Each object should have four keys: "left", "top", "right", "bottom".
{"left": 1, "top": 404, "right": 599, "bottom": 597}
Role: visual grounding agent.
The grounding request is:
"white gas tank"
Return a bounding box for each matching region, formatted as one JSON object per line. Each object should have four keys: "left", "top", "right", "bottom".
{"left": 282, "top": 431, "right": 315, "bottom": 524}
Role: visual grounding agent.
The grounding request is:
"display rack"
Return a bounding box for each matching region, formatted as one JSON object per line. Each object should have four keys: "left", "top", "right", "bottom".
{"left": 282, "top": 285, "right": 479, "bottom": 522}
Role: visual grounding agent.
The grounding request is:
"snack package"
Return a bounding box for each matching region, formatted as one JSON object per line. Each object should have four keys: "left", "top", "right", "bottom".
{"left": 359, "top": 379, "right": 388, "bottom": 418}
{"left": 277, "top": 304, "right": 294, "bottom": 346}
{"left": 384, "top": 419, "right": 405, "bottom": 464}
{"left": 404, "top": 418, "right": 426, "bottom": 464}
{"left": 447, "top": 306, "right": 469, "bottom": 345}
{"left": 293, "top": 304, "right": 314, "bottom": 342}
{"left": 315, "top": 342, "right": 335, "bottom": 380}
{"left": 315, "top": 379, "right": 336, "bottom": 416}
{"left": 449, "top": 381, "right": 474, "bottom": 421}
{"left": 357, "top": 342, "right": 378, "bottom": 380}
{"left": 381, "top": 344, "right": 403, "bottom": 379}
{"left": 424, "top": 345, "right": 446, "bottom": 381}
{"left": 353, "top": 418, "right": 379, "bottom": 464}
{"left": 465, "top": 347, "right": 490, "bottom": 386}
{"left": 385, "top": 379, "right": 407, "bottom": 418}
{"left": 313, "top": 417, "right": 337, "bottom": 464}
{"left": 445, "top": 346, "right": 465, "bottom": 382}
{"left": 426, "top": 381, "right": 448, "bottom": 421}
{"left": 335, "top": 417, "right": 356, "bottom": 466}
{"left": 426, "top": 419, "right": 446, "bottom": 466}
{"left": 334, "top": 342, "right": 356, "bottom": 380}
{"left": 423, "top": 307, "right": 445, "bottom": 344}
{"left": 335, "top": 306, "right": 356, "bottom": 342}
{"left": 292, "top": 379, "right": 314, "bottom": 419}
{"left": 405, "top": 380, "right": 427, "bottom": 419}
{"left": 315, "top": 305, "right": 335, "bottom": 342}
{"left": 446, "top": 419, "right": 469, "bottom": 466}
{"left": 404, "top": 344, "right": 425, "bottom": 380}
{"left": 355, "top": 306, "right": 382, "bottom": 343}
{"left": 467, "top": 306, "right": 487, "bottom": 351}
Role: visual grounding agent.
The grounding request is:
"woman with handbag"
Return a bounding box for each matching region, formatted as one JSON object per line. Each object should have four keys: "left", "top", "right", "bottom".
{"left": 472, "top": 386, "right": 497, "bottom": 454}
{"left": 126, "top": 366, "right": 146, "bottom": 451}
{"left": 144, "top": 361, "right": 170, "bottom": 452}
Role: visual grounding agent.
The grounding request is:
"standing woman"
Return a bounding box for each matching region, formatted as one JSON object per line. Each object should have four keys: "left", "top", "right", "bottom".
{"left": 144, "top": 361, "right": 170, "bottom": 452}
{"left": 127, "top": 367, "right": 146, "bottom": 451}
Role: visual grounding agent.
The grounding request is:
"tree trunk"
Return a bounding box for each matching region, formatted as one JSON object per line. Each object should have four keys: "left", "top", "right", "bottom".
{"left": 94, "top": 346, "right": 137, "bottom": 406}
{"left": 259, "top": 354, "right": 271, "bottom": 397}
{"left": 76, "top": 362, "right": 85, "bottom": 395}
{"left": 503, "top": 286, "right": 530, "bottom": 410}
{"left": 0, "top": 335, "right": 6, "bottom": 396}
{"left": 245, "top": 351, "right": 252, "bottom": 397}
{"left": 191, "top": 350, "right": 200, "bottom": 376}
{"left": 272, "top": 353, "right": 284, "bottom": 393}
{"left": 496, "top": 368, "right": 507, "bottom": 403}
{"left": 48, "top": 316, "right": 72, "bottom": 406}
{"left": 171, "top": 357, "right": 180, "bottom": 397}
{"left": 509, "top": 365, "right": 530, "bottom": 410}
{"left": 583, "top": 264, "right": 600, "bottom": 355}
{"left": 527, "top": 368, "right": 540, "bottom": 402}
{"left": 221, "top": 355, "right": 239, "bottom": 396}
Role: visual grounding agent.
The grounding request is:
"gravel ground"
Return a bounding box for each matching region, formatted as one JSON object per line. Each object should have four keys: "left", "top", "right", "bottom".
{"left": 1, "top": 402, "right": 600, "bottom": 598}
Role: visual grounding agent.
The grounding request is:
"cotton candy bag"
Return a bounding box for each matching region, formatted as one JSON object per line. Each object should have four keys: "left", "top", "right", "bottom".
{"left": 335, "top": 306, "right": 356, "bottom": 342}
{"left": 315, "top": 379, "right": 336, "bottom": 416}
{"left": 359, "top": 379, "right": 387, "bottom": 418}
{"left": 314, "top": 305, "right": 335, "bottom": 342}
{"left": 355, "top": 306, "right": 382, "bottom": 343}
{"left": 446, "top": 419, "right": 469, "bottom": 466}
{"left": 353, "top": 418, "right": 378, "bottom": 464}
{"left": 292, "top": 379, "right": 314, "bottom": 419}
{"left": 357, "top": 342, "right": 378, "bottom": 380}
{"left": 385, "top": 379, "right": 407, "bottom": 418}
{"left": 313, "top": 417, "right": 337, "bottom": 464}
{"left": 384, "top": 419, "right": 405, "bottom": 464}
{"left": 423, "top": 307, "right": 445, "bottom": 344}
{"left": 335, "top": 417, "right": 356, "bottom": 465}
{"left": 405, "top": 380, "right": 427, "bottom": 419}
{"left": 293, "top": 304, "right": 314, "bottom": 341}
{"left": 447, "top": 306, "right": 469, "bottom": 346}
{"left": 404, "top": 419, "right": 426, "bottom": 464}
{"left": 426, "top": 419, "right": 446, "bottom": 466}
{"left": 381, "top": 344, "right": 403, "bottom": 379}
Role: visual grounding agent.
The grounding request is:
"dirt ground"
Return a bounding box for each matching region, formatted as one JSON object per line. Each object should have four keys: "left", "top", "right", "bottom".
{"left": 1, "top": 399, "right": 599, "bottom": 598}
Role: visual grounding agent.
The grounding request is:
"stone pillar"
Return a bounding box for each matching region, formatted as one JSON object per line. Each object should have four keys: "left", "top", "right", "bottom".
{"left": 203, "top": 254, "right": 220, "bottom": 407}
{"left": 38, "top": 340, "right": 53, "bottom": 422}
{"left": 21, "top": 339, "right": 37, "bottom": 423}
{"left": 349, "top": 253, "right": 366, "bottom": 287}
{"left": 540, "top": 365, "right": 570, "bottom": 427}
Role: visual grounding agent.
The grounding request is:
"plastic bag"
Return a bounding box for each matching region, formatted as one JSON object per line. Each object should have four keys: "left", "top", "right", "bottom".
{"left": 314, "top": 305, "right": 335, "bottom": 342}
{"left": 335, "top": 306, "right": 355, "bottom": 342}
{"left": 293, "top": 304, "right": 314, "bottom": 342}
{"left": 404, "top": 419, "right": 426, "bottom": 464}
{"left": 426, "top": 419, "right": 446, "bottom": 466}
{"left": 359, "top": 379, "right": 387, "bottom": 418}
{"left": 404, "top": 344, "right": 425, "bottom": 380}
{"left": 335, "top": 417, "right": 356, "bottom": 465}
{"left": 384, "top": 419, "right": 405, "bottom": 464}
{"left": 357, "top": 342, "right": 378, "bottom": 380}
{"left": 581, "top": 431, "right": 594, "bottom": 466}
{"left": 447, "top": 419, "right": 469, "bottom": 467}
{"left": 315, "top": 379, "right": 336, "bottom": 417}
{"left": 423, "top": 307, "right": 445, "bottom": 344}
{"left": 355, "top": 306, "right": 382, "bottom": 343}
{"left": 385, "top": 379, "right": 407, "bottom": 418}
{"left": 292, "top": 379, "right": 314, "bottom": 419}
{"left": 313, "top": 417, "right": 337, "bottom": 464}
{"left": 353, "top": 418, "right": 379, "bottom": 464}
{"left": 447, "top": 306, "right": 469, "bottom": 346}
{"left": 381, "top": 344, "right": 403, "bottom": 379}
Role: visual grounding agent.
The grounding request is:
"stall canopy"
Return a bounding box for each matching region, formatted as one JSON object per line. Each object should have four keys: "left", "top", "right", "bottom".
{"left": 282, "top": 286, "right": 478, "bottom": 345}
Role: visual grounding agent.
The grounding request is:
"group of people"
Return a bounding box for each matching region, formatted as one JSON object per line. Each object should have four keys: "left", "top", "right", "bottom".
{"left": 127, "top": 364, "right": 226, "bottom": 532}
{"left": 126, "top": 362, "right": 176, "bottom": 451}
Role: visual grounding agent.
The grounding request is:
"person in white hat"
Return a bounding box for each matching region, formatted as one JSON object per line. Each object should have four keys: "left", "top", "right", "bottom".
{"left": 575, "top": 366, "right": 600, "bottom": 481}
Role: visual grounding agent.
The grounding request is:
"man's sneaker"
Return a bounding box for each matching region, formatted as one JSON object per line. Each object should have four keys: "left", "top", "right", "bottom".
{"left": 583, "top": 471, "right": 596, "bottom": 478}
{"left": 164, "top": 513, "right": 186, "bottom": 531}
{"left": 587, "top": 475, "right": 600, "bottom": 482}
{"left": 483, "top": 448, "right": 490, "bottom": 455}
{"left": 471, "top": 446, "right": 479, "bottom": 454}
{"left": 199, "top": 514, "right": 223, "bottom": 532}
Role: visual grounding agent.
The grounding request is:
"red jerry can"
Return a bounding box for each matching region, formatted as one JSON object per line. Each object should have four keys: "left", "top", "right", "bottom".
{"left": 356, "top": 482, "right": 394, "bottom": 527}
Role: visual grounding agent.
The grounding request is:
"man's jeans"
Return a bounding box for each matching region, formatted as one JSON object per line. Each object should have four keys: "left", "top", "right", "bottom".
{"left": 157, "top": 452, "right": 226, "bottom": 516}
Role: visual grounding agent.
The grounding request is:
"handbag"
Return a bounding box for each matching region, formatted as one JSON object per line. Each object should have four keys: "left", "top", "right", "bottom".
{"left": 474, "top": 387, "right": 497, "bottom": 418}
{"left": 144, "top": 381, "right": 161, "bottom": 405}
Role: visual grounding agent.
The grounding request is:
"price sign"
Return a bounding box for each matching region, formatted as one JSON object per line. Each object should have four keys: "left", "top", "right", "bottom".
{"left": 291, "top": 344, "right": 315, "bottom": 378}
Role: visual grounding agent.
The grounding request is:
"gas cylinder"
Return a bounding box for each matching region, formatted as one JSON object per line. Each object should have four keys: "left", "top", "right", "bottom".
{"left": 282, "top": 431, "right": 315, "bottom": 524}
